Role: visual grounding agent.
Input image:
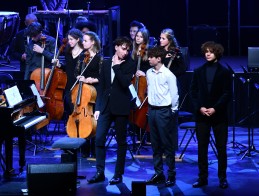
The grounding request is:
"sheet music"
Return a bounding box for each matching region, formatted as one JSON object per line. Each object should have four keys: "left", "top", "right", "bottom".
{"left": 30, "top": 84, "right": 45, "bottom": 108}
{"left": 4, "top": 85, "right": 23, "bottom": 107}
{"left": 129, "top": 84, "right": 141, "bottom": 107}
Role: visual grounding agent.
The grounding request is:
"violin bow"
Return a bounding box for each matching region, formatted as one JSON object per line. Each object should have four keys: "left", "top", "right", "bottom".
{"left": 70, "top": 56, "right": 94, "bottom": 91}
{"left": 53, "top": 18, "right": 61, "bottom": 60}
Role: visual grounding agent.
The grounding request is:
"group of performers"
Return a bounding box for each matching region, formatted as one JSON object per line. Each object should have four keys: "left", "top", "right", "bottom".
{"left": 9, "top": 12, "right": 231, "bottom": 189}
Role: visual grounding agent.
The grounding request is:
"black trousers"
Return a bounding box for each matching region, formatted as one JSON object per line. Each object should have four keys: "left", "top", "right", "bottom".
{"left": 95, "top": 108, "right": 128, "bottom": 176}
{"left": 196, "top": 121, "right": 228, "bottom": 180}
{"left": 148, "top": 106, "right": 177, "bottom": 177}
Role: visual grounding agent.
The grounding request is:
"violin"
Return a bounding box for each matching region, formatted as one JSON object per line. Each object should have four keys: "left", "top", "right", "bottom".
{"left": 66, "top": 51, "right": 97, "bottom": 138}
{"left": 167, "top": 47, "right": 182, "bottom": 69}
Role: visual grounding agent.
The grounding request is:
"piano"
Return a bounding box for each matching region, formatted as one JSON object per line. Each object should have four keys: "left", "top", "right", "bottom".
{"left": 0, "top": 94, "right": 49, "bottom": 178}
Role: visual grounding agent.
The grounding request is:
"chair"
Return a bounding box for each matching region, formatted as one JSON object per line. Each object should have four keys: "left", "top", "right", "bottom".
{"left": 178, "top": 121, "right": 218, "bottom": 159}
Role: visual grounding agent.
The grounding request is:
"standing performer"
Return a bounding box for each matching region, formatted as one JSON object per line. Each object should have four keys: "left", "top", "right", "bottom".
{"left": 24, "top": 22, "right": 55, "bottom": 80}
{"left": 129, "top": 20, "right": 145, "bottom": 41}
{"left": 10, "top": 14, "right": 38, "bottom": 78}
{"left": 130, "top": 27, "right": 151, "bottom": 144}
{"left": 190, "top": 41, "right": 231, "bottom": 189}
{"left": 78, "top": 31, "right": 102, "bottom": 158}
{"left": 159, "top": 28, "right": 186, "bottom": 77}
{"left": 62, "top": 28, "right": 84, "bottom": 115}
{"left": 87, "top": 36, "right": 136, "bottom": 185}
{"left": 145, "top": 46, "right": 179, "bottom": 187}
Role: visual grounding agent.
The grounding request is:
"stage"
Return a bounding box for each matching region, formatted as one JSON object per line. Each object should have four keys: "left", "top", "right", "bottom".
{"left": 1, "top": 55, "right": 259, "bottom": 195}
{"left": 0, "top": 122, "right": 259, "bottom": 195}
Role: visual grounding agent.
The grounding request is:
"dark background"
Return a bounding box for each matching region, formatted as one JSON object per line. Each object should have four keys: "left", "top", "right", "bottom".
{"left": 2, "top": 0, "right": 259, "bottom": 56}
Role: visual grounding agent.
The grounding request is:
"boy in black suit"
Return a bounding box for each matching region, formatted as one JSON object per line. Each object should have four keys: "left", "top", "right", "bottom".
{"left": 190, "top": 41, "right": 232, "bottom": 189}
{"left": 87, "top": 36, "right": 136, "bottom": 185}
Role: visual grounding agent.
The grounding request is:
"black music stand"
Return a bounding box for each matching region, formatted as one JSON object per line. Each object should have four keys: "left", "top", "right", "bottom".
{"left": 226, "top": 64, "right": 245, "bottom": 150}
{"left": 238, "top": 66, "right": 259, "bottom": 159}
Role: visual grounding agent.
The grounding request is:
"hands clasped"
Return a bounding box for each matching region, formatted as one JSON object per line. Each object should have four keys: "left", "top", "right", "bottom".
{"left": 200, "top": 107, "right": 215, "bottom": 116}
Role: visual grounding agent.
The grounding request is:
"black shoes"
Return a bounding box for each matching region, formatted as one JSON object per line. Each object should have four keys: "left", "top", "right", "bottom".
{"left": 87, "top": 172, "right": 105, "bottom": 184}
{"left": 146, "top": 174, "right": 166, "bottom": 185}
{"left": 109, "top": 175, "right": 123, "bottom": 185}
{"left": 165, "top": 176, "right": 176, "bottom": 187}
{"left": 219, "top": 178, "right": 228, "bottom": 189}
{"left": 192, "top": 178, "right": 208, "bottom": 188}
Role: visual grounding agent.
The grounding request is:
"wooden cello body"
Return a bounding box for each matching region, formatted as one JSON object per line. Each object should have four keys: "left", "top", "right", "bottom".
{"left": 66, "top": 82, "right": 97, "bottom": 138}
{"left": 30, "top": 38, "right": 68, "bottom": 120}
{"left": 66, "top": 52, "right": 97, "bottom": 138}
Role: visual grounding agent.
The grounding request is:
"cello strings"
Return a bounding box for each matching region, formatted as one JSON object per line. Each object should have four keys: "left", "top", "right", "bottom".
{"left": 70, "top": 56, "right": 94, "bottom": 91}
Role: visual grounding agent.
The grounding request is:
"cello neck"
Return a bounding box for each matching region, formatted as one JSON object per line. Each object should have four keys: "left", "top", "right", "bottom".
{"left": 40, "top": 36, "right": 46, "bottom": 90}
{"left": 42, "top": 50, "right": 61, "bottom": 96}
{"left": 134, "top": 55, "right": 142, "bottom": 91}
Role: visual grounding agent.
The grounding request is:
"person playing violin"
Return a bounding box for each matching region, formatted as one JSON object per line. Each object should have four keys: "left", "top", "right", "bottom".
{"left": 87, "top": 36, "right": 136, "bottom": 185}
{"left": 24, "top": 22, "right": 56, "bottom": 80}
{"left": 130, "top": 27, "right": 151, "bottom": 145}
{"left": 77, "top": 31, "right": 103, "bottom": 158}
{"left": 159, "top": 28, "right": 186, "bottom": 77}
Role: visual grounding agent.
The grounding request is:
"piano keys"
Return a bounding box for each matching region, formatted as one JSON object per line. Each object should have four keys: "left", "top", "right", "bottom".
{"left": 0, "top": 95, "right": 49, "bottom": 178}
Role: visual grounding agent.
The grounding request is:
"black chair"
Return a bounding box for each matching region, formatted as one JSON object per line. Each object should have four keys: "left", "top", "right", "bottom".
{"left": 178, "top": 121, "right": 218, "bottom": 160}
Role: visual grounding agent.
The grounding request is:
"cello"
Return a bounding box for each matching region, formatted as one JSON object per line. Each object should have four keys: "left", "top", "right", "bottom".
{"left": 66, "top": 51, "right": 97, "bottom": 138}
{"left": 130, "top": 44, "right": 149, "bottom": 131}
{"left": 42, "top": 38, "right": 68, "bottom": 120}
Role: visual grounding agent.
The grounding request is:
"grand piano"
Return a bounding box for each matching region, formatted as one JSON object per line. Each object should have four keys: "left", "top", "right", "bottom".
{"left": 0, "top": 82, "right": 49, "bottom": 178}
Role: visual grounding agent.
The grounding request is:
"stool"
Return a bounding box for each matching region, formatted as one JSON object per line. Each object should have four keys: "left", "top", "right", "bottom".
{"left": 178, "top": 122, "right": 218, "bottom": 159}
{"left": 52, "top": 137, "right": 86, "bottom": 179}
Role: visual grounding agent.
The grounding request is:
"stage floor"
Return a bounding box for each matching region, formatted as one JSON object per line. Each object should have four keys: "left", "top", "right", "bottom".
{"left": 1, "top": 121, "right": 259, "bottom": 195}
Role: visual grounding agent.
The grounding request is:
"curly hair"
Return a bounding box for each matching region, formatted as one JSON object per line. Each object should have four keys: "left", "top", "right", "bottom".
{"left": 201, "top": 41, "right": 224, "bottom": 60}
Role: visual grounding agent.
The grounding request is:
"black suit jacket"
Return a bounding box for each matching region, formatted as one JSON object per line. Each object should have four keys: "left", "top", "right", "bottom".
{"left": 95, "top": 57, "right": 136, "bottom": 115}
{"left": 190, "top": 62, "right": 232, "bottom": 123}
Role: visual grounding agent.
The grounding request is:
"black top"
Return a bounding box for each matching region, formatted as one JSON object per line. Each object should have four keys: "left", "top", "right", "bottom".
{"left": 64, "top": 51, "right": 102, "bottom": 92}
{"left": 164, "top": 49, "right": 186, "bottom": 77}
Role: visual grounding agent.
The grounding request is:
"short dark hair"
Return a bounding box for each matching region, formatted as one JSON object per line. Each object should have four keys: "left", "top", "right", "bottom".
{"left": 130, "top": 20, "right": 145, "bottom": 29}
{"left": 201, "top": 41, "right": 224, "bottom": 60}
{"left": 148, "top": 46, "right": 167, "bottom": 62}
{"left": 75, "top": 20, "right": 97, "bottom": 32}
{"left": 113, "top": 36, "right": 132, "bottom": 49}
{"left": 26, "top": 22, "right": 43, "bottom": 37}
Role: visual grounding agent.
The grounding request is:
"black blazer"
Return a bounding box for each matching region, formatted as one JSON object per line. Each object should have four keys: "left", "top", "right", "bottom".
{"left": 190, "top": 62, "right": 232, "bottom": 123}
{"left": 95, "top": 57, "right": 136, "bottom": 115}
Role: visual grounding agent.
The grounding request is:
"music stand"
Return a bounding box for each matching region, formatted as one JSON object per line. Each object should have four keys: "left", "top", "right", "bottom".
{"left": 238, "top": 66, "right": 259, "bottom": 159}
{"left": 226, "top": 63, "right": 245, "bottom": 150}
